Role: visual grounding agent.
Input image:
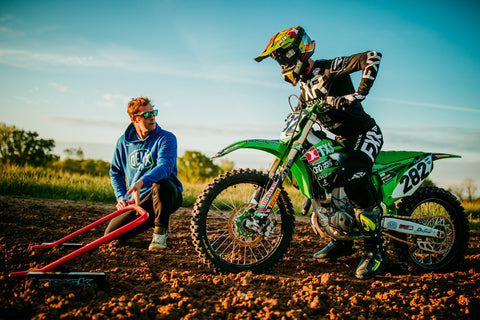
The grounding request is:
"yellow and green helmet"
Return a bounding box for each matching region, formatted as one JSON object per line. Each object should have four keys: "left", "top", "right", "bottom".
{"left": 254, "top": 26, "right": 315, "bottom": 85}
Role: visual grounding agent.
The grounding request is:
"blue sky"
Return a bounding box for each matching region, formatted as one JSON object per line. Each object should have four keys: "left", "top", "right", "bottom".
{"left": 1, "top": 0, "right": 479, "bottom": 192}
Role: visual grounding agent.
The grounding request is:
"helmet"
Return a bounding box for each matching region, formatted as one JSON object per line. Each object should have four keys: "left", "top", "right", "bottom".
{"left": 254, "top": 26, "right": 315, "bottom": 86}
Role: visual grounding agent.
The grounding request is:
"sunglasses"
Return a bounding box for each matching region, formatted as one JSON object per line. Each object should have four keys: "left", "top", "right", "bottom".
{"left": 134, "top": 109, "right": 158, "bottom": 119}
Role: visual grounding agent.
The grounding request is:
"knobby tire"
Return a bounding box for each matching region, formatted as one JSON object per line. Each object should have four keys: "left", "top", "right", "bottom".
{"left": 190, "top": 169, "right": 295, "bottom": 274}
{"left": 395, "top": 186, "right": 469, "bottom": 272}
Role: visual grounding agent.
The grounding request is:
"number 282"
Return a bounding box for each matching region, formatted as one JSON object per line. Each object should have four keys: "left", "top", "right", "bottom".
{"left": 400, "top": 161, "right": 429, "bottom": 194}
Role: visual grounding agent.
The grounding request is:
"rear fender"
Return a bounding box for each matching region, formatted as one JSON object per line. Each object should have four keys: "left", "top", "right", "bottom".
{"left": 213, "top": 139, "right": 313, "bottom": 198}
{"left": 375, "top": 152, "right": 461, "bottom": 210}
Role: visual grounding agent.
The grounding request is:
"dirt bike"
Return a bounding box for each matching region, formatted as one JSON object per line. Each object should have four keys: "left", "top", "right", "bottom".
{"left": 190, "top": 98, "right": 470, "bottom": 274}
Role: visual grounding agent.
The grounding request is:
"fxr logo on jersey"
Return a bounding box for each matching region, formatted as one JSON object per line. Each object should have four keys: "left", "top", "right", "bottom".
{"left": 331, "top": 56, "right": 348, "bottom": 73}
{"left": 301, "top": 74, "right": 328, "bottom": 102}
{"left": 363, "top": 51, "right": 382, "bottom": 80}
{"left": 305, "top": 142, "right": 335, "bottom": 163}
{"left": 359, "top": 126, "right": 383, "bottom": 162}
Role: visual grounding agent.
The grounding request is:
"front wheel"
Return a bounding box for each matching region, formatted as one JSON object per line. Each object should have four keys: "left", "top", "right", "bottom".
{"left": 396, "top": 187, "right": 470, "bottom": 272}
{"left": 191, "top": 169, "right": 295, "bottom": 274}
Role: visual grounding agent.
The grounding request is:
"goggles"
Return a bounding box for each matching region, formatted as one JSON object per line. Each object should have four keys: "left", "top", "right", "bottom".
{"left": 271, "top": 48, "right": 298, "bottom": 67}
{"left": 134, "top": 109, "right": 158, "bottom": 119}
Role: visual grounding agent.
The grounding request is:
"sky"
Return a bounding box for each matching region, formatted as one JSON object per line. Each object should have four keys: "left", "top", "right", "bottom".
{"left": 1, "top": 0, "right": 479, "bottom": 194}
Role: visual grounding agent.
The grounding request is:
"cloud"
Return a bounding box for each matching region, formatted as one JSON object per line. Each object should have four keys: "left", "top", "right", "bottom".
{"left": 98, "top": 94, "right": 131, "bottom": 109}
{"left": 372, "top": 97, "right": 479, "bottom": 113}
{"left": 0, "top": 14, "right": 25, "bottom": 37}
{"left": 0, "top": 49, "right": 111, "bottom": 69}
{"left": 49, "top": 82, "right": 68, "bottom": 93}
{"left": 0, "top": 25, "right": 24, "bottom": 37}
{"left": 170, "top": 122, "right": 280, "bottom": 139}
{"left": 0, "top": 47, "right": 281, "bottom": 88}
{"left": 14, "top": 96, "right": 36, "bottom": 105}
{"left": 42, "top": 115, "right": 127, "bottom": 129}
{"left": 383, "top": 126, "right": 480, "bottom": 154}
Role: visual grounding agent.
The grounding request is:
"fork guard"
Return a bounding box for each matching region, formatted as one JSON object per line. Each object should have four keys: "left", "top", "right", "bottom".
{"left": 9, "top": 204, "right": 148, "bottom": 280}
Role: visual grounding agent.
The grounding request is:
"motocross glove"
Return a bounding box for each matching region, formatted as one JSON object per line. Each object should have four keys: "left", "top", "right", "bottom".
{"left": 332, "top": 93, "right": 366, "bottom": 111}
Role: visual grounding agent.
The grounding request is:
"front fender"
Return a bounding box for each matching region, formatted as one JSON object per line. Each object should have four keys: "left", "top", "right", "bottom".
{"left": 213, "top": 139, "right": 313, "bottom": 198}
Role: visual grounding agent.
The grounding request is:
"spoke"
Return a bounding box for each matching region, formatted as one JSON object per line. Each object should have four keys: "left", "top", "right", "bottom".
{"left": 207, "top": 228, "right": 228, "bottom": 235}
{"left": 409, "top": 200, "right": 456, "bottom": 266}
{"left": 206, "top": 221, "right": 228, "bottom": 227}
{"left": 211, "top": 199, "right": 233, "bottom": 212}
{"left": 225, "top": 241, "right": 236, "bottom": 263}
{"left": 209, "top": 230, "right": 229, "bottom": 246}
{"left": 215, "top": 232, "right": 233, "bottom": 255}
{"left": 251, "top": 245, "right": 260, "bottom": 262}
{"left": 207, "top": 209, "right": 229, "bottom": 219}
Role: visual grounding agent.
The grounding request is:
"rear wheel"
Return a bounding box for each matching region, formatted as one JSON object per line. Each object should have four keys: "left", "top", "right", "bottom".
{"left": 396, "top": 187, "right": 469, "bottom": 272}
{"left": 191, "top": 169, "right": 295, "bottom": 273}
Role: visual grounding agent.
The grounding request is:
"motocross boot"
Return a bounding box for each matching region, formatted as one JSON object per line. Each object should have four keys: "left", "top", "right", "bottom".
{"left": 313, "top": 240, "right": 356, "bottom": 260}
{"left": 354, "top": 205, "right": 387, "bottom": 280}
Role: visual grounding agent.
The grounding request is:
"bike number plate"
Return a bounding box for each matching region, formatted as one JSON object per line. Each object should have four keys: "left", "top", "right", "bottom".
{"left": 280, "top": 110, "right": 304, "bottom": 140}
{"left": 391, "top": 155, "right": 432, "bottom": 198}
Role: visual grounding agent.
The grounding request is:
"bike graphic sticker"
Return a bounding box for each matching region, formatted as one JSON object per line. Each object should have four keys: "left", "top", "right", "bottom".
{"left": 391, "top": 155, "right": 432, "bottom": 198}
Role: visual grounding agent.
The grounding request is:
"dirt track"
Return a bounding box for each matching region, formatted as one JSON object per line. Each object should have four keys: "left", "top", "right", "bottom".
{"left": 1, "top": 195, "right": 479, "bottom": 319}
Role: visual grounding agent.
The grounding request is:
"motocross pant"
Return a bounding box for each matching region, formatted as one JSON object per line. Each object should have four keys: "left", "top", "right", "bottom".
{"left": 104, "top": 178, "right": 183, "bottom": 242}
{"left": 341, "top": 124, "right": 383, "bottom": 211}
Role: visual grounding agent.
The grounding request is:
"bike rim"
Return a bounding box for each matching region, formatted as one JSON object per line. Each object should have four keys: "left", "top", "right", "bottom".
{"left": 204, "top": 181, "right": 285, "bottom": 267}
{"left": 407, "top": 200, "right": 455, "bottom": 267}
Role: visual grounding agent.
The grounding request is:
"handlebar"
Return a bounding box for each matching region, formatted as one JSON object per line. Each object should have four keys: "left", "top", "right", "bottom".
{"left": 297, "top": 99, "right": 333, "bottom": 115}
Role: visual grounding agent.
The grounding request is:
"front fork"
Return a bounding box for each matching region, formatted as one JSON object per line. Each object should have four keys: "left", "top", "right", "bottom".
{"left": 246, "top": 114, "right": 316, "bottom": 231}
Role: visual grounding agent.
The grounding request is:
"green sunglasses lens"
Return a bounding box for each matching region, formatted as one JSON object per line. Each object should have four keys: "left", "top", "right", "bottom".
{"left": 139, "top": 110, "right": 158, "bottom": 118}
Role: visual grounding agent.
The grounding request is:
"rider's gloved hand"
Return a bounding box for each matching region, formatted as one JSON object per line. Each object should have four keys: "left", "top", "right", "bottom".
{"left": 332, "top": 93, "right": 365, "bottom": 111}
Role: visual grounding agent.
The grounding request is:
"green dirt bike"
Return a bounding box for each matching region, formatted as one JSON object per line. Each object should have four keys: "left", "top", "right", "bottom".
{"left": 190, "top": 99, "right": 470, "bottom": 274}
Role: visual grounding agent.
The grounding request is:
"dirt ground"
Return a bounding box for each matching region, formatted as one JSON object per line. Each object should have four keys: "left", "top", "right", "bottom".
{"left": 1, "top": 195, "right": 479, "bottom": 320}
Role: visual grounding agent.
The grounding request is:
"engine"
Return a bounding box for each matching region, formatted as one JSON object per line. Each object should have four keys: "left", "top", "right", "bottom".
{"left": 330, "top": 209, "right": 355, "bottom": 234}
{"left": 329, "top": 186, "right": 355, "bottom": 234}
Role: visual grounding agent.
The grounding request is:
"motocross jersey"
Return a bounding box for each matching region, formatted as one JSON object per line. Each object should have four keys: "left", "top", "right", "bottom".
{"left": 299, "top": 51, "right": 382, "bottom": 137}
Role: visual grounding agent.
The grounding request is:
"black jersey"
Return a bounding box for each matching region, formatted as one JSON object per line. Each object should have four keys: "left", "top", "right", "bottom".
{"left": 299, "top": 51, "right": 382, "bottom": 137}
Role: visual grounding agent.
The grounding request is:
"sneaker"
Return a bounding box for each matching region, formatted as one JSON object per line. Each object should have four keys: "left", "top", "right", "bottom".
{"left": 149, "top": 232, "right": 167, "bottom": 251}
{"left": 313, "top": 240, "right": 356, "bottom": 260}
{"left": 355, "top": 249, "right": 387, "bottom": 280}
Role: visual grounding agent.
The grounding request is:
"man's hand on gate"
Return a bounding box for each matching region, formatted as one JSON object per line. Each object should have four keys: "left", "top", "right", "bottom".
{"left": 127, "top": 180, "right": 144, "bottom": 205}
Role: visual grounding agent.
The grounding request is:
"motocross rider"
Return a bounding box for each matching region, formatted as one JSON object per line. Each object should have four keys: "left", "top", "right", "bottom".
{"left": 255, "top": 26, "right": 385, "bottom": 280}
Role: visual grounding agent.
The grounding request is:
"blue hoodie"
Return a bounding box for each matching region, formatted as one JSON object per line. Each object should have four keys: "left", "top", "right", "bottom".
{"left": 110, "top": 123, "right": 183, "bottom": 202}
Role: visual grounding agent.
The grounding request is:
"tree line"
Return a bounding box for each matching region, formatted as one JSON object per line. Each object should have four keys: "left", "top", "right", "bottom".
{"left": 1, "top": 123, "right": 478, "bottom": 200}
{"left": 0, "top": 123, "right": 231, "bottom": 183}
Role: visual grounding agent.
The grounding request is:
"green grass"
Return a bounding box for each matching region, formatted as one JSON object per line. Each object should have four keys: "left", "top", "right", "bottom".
{"left": 463, "top": 200, "right": 480, "bottom": 229}
{"left": 0, "top": 163, "right": 115, "bottom": 203}
{"left": 0, "top": 163, "right": 201, "bottom": 206}
{"left": 1, "top": 163, "right": 479, "bottom": 229}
